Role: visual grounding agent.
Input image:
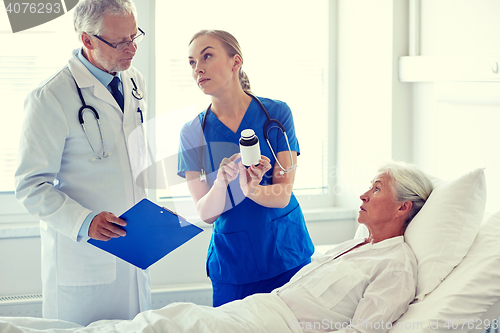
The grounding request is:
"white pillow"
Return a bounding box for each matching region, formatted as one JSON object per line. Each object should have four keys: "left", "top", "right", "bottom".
{"left": 405, "top": 168, "right": 486, "bottom": 301}
{"left": 389, "top": 211, "right": 500, "bottom": 333}
{"left": 353, "top": 168, "right": 487, "bottom": 301}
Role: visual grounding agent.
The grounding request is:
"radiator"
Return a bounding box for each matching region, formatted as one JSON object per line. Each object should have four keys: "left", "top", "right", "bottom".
{"left": 0, "top": 294, "right": 43, "bottom": 317}
{"left": 0, "top": 284, "right": 212, "bottom": 318}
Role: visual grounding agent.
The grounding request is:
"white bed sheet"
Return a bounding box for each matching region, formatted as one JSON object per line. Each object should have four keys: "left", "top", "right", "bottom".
{"left": 0, "top": 293, "right": 301, "bottom": 333}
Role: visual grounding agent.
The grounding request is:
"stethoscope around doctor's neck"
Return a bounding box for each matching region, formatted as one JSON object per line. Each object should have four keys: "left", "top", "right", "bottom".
{"left": 199, "top": 92, "right": 298, "bottom": 183}
{"left": 73, "top": 77, "right": 143, "bottom": 160}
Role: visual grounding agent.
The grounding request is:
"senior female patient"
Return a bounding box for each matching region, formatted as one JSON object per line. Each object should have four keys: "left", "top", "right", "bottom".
{"left": 177, "top": 29, "right": 314, "bottom": 307}
{"left": 0, "top": 162, "right": 433, "bottom": 333}
{"left": 274, "top": 161, "right": 433, "bottom": 332}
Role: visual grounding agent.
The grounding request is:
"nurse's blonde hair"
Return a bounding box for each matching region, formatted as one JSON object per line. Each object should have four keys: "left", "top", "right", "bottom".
{"left": 189, "top": 30, "right": 252, "bottom": 94}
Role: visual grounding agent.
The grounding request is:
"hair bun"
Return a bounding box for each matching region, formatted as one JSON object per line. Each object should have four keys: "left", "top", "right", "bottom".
{"left": 239, "top": 70, "right": 251, "bottom": 93}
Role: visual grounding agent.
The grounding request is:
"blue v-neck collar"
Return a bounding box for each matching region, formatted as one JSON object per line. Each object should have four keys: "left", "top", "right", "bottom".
{"left": 207, "top": 98, "right": 258, "bottom": 142}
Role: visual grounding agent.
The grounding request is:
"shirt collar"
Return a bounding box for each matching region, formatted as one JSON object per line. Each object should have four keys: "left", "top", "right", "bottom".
{"left": 366, "top": 235, "right": 405, "bottom": 249}
{"left": 76, "top": 48, "right": 121, "bottom": 87}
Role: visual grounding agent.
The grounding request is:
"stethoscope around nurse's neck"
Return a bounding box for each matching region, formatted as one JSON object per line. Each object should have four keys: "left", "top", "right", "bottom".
{"left": 198, "top": 92, "right": 298, "bottom": 183}
{"left": 73, "top": 77, "right": 143, "bottom": 161}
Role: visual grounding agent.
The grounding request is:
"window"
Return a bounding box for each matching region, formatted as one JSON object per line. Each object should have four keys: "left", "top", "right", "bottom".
{"left": 154, "top": 0, "right": 333, "bottom": 211}
{"left": 0, "top": 1, "right": 334, "bottom": 220}
{"left": 0, "top": 9, "right": 80, "bottom": 192}
{"left": 0, "top": 9, "right": 80, "bottom": 218}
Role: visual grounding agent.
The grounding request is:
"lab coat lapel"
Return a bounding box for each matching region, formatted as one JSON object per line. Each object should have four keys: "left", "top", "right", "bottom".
{"left": 121, "top": 71, "right": 133, "bottom": 114}
{"left": 94, "top": 82, "right": 121, "bottom": 112}
{"left": 67, "top": 53, "right": 124, "bottom": 115}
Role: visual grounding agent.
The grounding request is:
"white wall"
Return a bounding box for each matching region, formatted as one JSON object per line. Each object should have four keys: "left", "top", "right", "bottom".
{"left": 336, "top": 0, "right": 412, "bottom": 210}
{"left": 419, "top": 0, "right": 500, "bottom": 56}
{"left": 336, "top": 0, "right": 499, "bottom": 213}
{"left": 411, "top": 0, "right": 500, "bottom": 212}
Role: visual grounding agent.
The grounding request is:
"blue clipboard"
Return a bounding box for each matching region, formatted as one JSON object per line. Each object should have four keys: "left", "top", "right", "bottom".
{"left": 88, "top": 199, "right": 203, "bottom": 269}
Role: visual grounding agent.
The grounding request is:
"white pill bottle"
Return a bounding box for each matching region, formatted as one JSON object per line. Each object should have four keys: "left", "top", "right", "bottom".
{"left": 239, "top": 129, "right": 261, "bottom": 167}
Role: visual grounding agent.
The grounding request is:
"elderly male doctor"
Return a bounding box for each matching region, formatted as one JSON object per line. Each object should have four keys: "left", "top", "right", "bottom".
{"left": 15, "top": 0, "right": 150, "bottom": 326}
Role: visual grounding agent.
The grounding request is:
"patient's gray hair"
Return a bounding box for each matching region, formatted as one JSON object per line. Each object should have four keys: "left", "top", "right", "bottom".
{"left": 377, "top": 161, "right": 433, "bottom": 228}
{"left": 74, "top": 0, "right": 137, "bottom": 40}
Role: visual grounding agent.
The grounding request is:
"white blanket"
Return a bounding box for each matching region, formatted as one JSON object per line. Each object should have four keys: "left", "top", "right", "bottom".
{"left": 0, "top": 294, "right": 302, "bottom": 333}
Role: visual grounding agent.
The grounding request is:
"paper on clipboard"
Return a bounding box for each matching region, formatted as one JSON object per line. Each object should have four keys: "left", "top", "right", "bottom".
{"left": 88, "top": 198, "right": 203, "bottom": 269}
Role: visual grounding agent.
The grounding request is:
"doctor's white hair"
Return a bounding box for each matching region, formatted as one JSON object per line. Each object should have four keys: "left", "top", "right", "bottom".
{"left": 74, "top": 0, "right": 138, "bottom": 41}
{"left": 376, "top": 161, "right": 434, "bottom": 228}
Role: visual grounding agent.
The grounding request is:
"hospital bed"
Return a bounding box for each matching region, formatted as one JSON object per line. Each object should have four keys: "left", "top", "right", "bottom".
{"left": 333, "top": 167, "right": 499, "bottom": 333}
{"left": 0, "top": 168, "right": 498, "bottom": 333}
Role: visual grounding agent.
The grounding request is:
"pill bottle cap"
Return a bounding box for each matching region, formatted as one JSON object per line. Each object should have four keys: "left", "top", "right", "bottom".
{"left": 241, "top": 129, "right": 256, "bottom": 140}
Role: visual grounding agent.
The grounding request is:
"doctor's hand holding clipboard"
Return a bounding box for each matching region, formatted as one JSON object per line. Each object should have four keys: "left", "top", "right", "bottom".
{"left": 87, "top": 199, "right": 203, "bottom": 270}
{"left": 88, "top": 212, "right": 127, "bottom": 241}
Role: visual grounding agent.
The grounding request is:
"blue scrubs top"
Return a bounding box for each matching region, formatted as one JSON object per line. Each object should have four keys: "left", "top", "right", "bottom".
{"left": 178, "top": 97, "right": 314, "bottom": 284}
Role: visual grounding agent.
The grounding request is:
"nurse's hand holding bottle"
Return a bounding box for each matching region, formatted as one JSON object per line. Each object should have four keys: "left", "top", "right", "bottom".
{"left": 216, "top": 151, "right": 273, "bottom": 199}
{"left": 214, "top": 153, "right": 241, "bottom": 189}
{"left": 238, "top": 151, "right": 296, "bottom": 209}
{"left": 238, "top": 156, "right": 272, "bottom": 198}
{"left": 186, "top": 152, "right": 240, "bottom": 224}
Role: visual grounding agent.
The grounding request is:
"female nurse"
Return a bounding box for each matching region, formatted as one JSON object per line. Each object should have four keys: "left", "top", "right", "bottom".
{"left": 177, "top": 30, "right": 314, "bottom": 307}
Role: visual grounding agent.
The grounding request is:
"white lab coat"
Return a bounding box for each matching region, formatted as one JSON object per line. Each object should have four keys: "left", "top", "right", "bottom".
{"left": 15, "top": 49, "right": 151, "bottom": 326}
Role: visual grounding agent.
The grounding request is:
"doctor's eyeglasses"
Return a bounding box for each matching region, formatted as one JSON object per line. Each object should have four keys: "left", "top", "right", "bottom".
{"left": 93, "top": 28, "right": 145, "bottom": 52}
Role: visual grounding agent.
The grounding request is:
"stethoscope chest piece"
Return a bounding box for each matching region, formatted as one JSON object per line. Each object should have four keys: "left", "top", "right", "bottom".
{"left": 131, "top": 78, "right": 143, "bottom": 100}
{"left": 132, "top": 87, "right": 143, "bottom": 100}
